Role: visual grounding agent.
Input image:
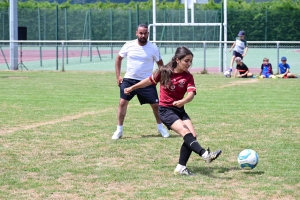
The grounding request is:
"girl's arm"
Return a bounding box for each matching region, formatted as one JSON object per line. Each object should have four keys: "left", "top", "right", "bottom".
{"left": 172, "top": 92, "right": 195, "bottom": 108}
{"left": 124, "top": 78, "right": 152, "bottom": 95}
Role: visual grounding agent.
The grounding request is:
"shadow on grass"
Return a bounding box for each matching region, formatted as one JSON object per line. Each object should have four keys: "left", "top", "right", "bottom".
{"left": 242, "top": 170, "right": 265, "bottom": 175}
{"left": 192, "top": 166, "right": 264, "bottom": 179}
{"left": 141, "top": 134, "right": 181, "bottom": 138}
{"left": 0, "top": 76, "right": 28, "bottom": 79}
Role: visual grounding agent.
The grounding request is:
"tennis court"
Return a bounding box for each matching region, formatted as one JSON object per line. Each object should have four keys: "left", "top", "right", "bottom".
{"left": 1, "top": 42, "right": 300, "bottom": 75}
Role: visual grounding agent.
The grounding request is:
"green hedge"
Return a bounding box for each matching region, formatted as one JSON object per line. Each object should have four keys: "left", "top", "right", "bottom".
{"left": 0, "top": 0, "right": 299, "bottom": 41}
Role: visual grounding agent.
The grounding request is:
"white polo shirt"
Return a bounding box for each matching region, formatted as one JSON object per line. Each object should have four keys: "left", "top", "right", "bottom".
{"left": 119, "top": 39, "right": 162, "bottom": 80}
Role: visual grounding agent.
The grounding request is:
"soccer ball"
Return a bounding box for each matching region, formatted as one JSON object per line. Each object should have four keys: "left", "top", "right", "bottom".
{"left": 237, "top": 149, "right": 259, "bottom": 170}
{"left": 224, "top": 70, "right": 231, "bottom": 78}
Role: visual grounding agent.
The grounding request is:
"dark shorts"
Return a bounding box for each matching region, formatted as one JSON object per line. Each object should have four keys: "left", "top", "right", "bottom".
{"left": 158, "top": 106, "right": 190, "bottom": 130}
{"left": 233, "top": 51, "right": 243, "bottom": 59}
{"left": 120, "top": 78, "right": 159, "bottom": 105}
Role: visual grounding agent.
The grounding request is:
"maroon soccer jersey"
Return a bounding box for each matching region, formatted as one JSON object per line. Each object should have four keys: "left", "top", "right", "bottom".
{"left": 149, "top": 71, "right": 196, "bottom": 107}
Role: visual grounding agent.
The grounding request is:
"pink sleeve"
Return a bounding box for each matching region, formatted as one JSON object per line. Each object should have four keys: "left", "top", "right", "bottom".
{"left": 149, "top": 72, "right": 161, "bottom": 85}
{"left": 187, "top": 76, "right": 196, "bottom": 94}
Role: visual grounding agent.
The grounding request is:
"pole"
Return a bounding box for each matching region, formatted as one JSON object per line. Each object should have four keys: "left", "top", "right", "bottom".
{"left": 38, "top": 7, "right": 42, "bottom": 67}
{"left": 89, "top": 9, "right": 92, "bottom": 62}
{"left": 56, "top": 5, "right": 58, "bottom": 70}
{"left": 265, "top": 10, "right": 267, "bottom": 46}
{"left": 277, "top": 42, "right": 280, "bottom": 74}
{"left": 62, "top": 42, "right": 65, "bottom": 72}
{"left": 65, "top": 8, "right": 68, "bottom": 64}
{"left": 9, "top": 0, "right": 18, "bottom": 70}
{"left": 184, "top": 0, "right": 188, "bottom": 23}
{"left": 152, "top": 0, "right": 156, "bottom": 42}
{"left": 191, "top": 0, "right": 194, "bottom": 23}
{"left": 128, "top": 9, "right": 132, "bottom": 40}
{"left": 110, "top": 8, "right": 113, "bottom": 59}
{"left": 223, "top": 0, "right": 227, "bottom": 70}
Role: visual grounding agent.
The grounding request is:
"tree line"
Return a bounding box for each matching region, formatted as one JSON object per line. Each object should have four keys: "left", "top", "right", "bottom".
{"left": 0, "top": 0, "right": 299, "bottom": 41}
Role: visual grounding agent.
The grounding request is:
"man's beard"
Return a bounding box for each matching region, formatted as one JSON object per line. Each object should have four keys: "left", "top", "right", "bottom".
{"left": 138, "top": 37, "right": 147, "bottom": 45}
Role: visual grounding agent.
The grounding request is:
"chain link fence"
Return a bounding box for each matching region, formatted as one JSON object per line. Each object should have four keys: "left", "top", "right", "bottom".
{"left": 1, "top": 40, "right": 299, "bottom": 76}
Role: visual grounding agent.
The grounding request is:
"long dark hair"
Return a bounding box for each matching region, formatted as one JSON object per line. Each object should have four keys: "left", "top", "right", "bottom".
{"left": 154, "top": 46, "right": 193, "bottom": 88}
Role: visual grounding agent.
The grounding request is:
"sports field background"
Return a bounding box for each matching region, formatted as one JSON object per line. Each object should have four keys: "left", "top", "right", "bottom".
{"left": 1, "top": 42, "right": 300, "bottom": 75}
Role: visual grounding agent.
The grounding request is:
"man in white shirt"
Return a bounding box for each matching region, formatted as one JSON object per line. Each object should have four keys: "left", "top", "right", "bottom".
{"left": 112, "top": 24, "right": 169, "bottom": 140}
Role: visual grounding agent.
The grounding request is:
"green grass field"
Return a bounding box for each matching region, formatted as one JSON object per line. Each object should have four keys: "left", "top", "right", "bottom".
{"left": 0, "top": 71, "right": 299, "bottom": 199}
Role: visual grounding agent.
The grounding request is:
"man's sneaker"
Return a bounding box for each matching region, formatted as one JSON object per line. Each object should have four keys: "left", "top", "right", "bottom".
{"left": 112, "top": 130, "right": 123, "bottom": 140}
{"left": 158, "top": 127, "right": 169, "bottom": 138}
{"left": 174, "top": 167, "right": 195, "bottom": 176}
{"left": 204, "top": 148, "right": 222, "bottom": 163}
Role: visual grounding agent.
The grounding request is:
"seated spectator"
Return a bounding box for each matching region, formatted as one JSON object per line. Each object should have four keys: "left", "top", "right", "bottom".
{"left": 233, "top": 57, "right": 253, "bottom": 78}
{"left": 259, "top": 57, "right": 276, "bottom": 78}
{"left": 278, "top": 56, "right": 298, "bottom": 78}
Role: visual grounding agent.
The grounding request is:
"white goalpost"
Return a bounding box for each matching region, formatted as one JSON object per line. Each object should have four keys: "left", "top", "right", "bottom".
{"left": 149, "top": 0, "right": 227, "bottom": 72}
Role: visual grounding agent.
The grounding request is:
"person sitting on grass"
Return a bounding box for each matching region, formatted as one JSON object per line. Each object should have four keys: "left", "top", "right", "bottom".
{"left": 124, "top": 46, "right": 222, "bottom": 176}
{"left": 258, "top": 57, "right": 276, "bottom": 78}
{"left": 233, "top": 57, "right": 253, "bottom": 78}
{"left": 277, "top": 56, "right": 298, "bottom": 78}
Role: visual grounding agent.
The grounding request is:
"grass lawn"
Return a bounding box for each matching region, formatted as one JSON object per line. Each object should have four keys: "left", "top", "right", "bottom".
{"left": 0, "top": 71, "right": 299, "bottom": 199}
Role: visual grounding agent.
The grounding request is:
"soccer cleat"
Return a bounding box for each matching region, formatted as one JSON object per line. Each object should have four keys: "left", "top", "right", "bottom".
{"left": 174, "top": 167, "right": 195, "bottom": 176}
{"left": 112, "top": 130, "right": 123, "bottom": 140}
{"left": 204, "top": 148, "right": 222, "bottom": 163}
{"left": 158, "top": 127, "right": 170, "bottom": 138}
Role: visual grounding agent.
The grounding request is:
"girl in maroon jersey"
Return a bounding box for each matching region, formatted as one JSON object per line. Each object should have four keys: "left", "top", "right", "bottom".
{"left": 124, "top": 46, "right": 222, "bottom": 176}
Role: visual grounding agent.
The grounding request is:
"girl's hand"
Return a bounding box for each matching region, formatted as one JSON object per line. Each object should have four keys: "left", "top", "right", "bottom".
{"left": 124, "top": 87, "right": 133, "bottom": 95}
{"left": 173, "top": 100, "right": 184, "bottom": 108}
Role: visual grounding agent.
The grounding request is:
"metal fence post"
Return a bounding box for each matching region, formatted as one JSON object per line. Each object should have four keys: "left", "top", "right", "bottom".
{"left": 110, "top": 9, "right": 113, "bottom": 59}
{"left": 62, "top": 41, "right": 65, "bottom": 72}
{"left": 203, "top": 42, "right": 206, "bottom": 72}
{"left": 276, "top": 41, "right": 280, "bottom": 74}
{"left": 65, "top": 8, "right": 68, "bottom": 64}
{"left": 56, "top": 5, "right": 58, "bottom": 70}
{"left": 38, "top": 7, "right": 42, "bottom": 67}
{"left": 128, "top": 9, "right": 132, "bottom": 40}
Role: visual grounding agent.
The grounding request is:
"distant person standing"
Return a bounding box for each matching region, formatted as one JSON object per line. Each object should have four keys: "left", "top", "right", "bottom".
{"left": 278, "top": 56, "right": 298, "bottom": 78}
{"left": 112, "top": 23, "right": 169, "bottom": 140}
{"left": 229, "top": 30, "right": 249, "bottom": 74}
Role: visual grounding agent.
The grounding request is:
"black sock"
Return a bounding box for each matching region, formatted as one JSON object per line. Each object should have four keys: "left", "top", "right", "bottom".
{"left": 183, "top": 133, "right": 206, "bottom": 156}
{"left": 179, "top": 142, "right": 192, "bottom": 166}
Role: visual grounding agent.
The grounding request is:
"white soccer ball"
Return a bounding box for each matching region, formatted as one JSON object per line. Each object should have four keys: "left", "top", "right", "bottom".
{"left": 237, "top": 149, "right": 259, "bottom": 170}
{"left": 224, "top": 70, "right": 231, "bottom": 78}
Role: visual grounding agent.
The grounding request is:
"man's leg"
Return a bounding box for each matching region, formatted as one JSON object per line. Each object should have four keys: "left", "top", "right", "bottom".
{"left": 150, "top": 103, "right": 169, "bottom": 138}
{"left": 150, "top": 103, "right": 161, "bottom": 124}
{"left": 112, "top": 98, "right": 129, "bottom": 140}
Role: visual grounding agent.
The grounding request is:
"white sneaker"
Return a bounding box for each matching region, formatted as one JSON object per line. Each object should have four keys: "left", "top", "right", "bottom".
{"left": 174, "top": 167, "right": 194, "bottom": 176}
{"left": 112, "top": 130, "right": 123, "bottom": 140}
{"left": 158, "top": 127, "right": 169, "bottom": 138}
{"left": 203, "top": 148, "right": 222, "bottom": 163}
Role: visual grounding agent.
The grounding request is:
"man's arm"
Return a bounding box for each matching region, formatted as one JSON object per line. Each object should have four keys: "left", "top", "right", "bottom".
{"left": 115, "top": 55, "right": 123, "bottom": 86}
{"left": 156, "top": 59, "right": 164, "bottom": 67}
